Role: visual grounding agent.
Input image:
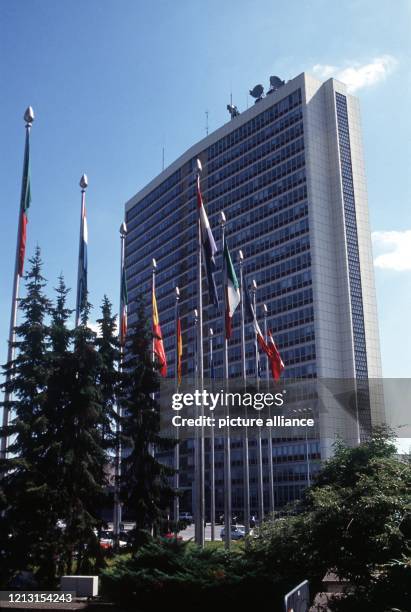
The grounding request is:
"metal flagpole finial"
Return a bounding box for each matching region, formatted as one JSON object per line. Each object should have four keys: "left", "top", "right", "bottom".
{"left": 79, "top": 173, "right": 88, "bottom": 191}
{"left": 263, "top": 303, "right": 268, "bottom": 315}
{"left": 196, "top": 158, "right": 203, "bottom": 175}
{"left": 120, "top": 222, "right": 127, "bottom": 237}
{"left": 175, "top": 286, "right": 180, "bottom": 298}
{"left": 252, "top": 279, "right": 257, "bottom": 292}
{"left": 24, "top": 106, "right": 34, "bottom": 125}
{"left": 209, "top": 328, "right": 214, "bottom": 336}
{"left": 238, "top": 249, "right": 244, "bottom": 263}
{"left": 194, "top": 308, "right": 198, "bottom": 320}
{"left": 152, "top": 258, "right": 157, "bottom": 271}
{"left": 219, "top": 211, "right": 226, "bottom": 226}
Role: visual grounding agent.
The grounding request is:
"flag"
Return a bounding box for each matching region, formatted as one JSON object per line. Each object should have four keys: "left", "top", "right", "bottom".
{"left": 223, "top": 239, "right": 240, "bottom": 339}
{"left": 176, "top": 301, "right": 182, "bottom": 385}
{"left": 120, "top": 265, "right": 128, "bottom": 345}
{"left": 209, "top": 332, "right": 215, "bottom": 380}
{"left": 153, "top": 287, "right": 167, "bottom": 376}
{"left": 197, "top": 169, "right": 219, "bottom": 307}
{"left": 244, "top": 281, "right": 264, "bottom": 341}
{"left": 244, "top": 281, "right": 284, "bottom": 380}
{"left": 18, "top": 129, "right": 31, "bottom": 276}
{"left": 76, "top": 191, "right": 88, "bottom": 322}
{"left": 210, "top": 350, "right": 215, "bottom": 380}
{"left": 267, "top": 330, "right": 285, "bottom": 381}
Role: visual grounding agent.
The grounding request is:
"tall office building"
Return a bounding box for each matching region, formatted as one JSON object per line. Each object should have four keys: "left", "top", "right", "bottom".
{"left": 124, "top": 72, "right": 383, "bottom": 514}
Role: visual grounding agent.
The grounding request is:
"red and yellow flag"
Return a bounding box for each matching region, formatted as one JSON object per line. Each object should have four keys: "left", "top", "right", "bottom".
{"left": 152, "top": 287, "right": 167, "bottom": 376}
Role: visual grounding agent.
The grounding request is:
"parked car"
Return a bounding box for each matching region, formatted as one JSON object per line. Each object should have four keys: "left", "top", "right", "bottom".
{"left": 99, "top": 530, "right": 128, "bottom": 550}
{"left": 163, "top": 532, "right": 183, "bottom": 541}
{"left": 220, "top": 526, "right": 246, "bottom": 541}
{"left": 179, "top": 512, "right": 193, "bottom": 525}
{"left": 218, "top": 514, "right": 239, "bottom": 525}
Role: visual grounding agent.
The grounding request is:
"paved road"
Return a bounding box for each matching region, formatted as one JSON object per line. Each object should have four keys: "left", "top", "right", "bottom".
{"left": 179, "top": 523, "right": 246, "bottom": 541}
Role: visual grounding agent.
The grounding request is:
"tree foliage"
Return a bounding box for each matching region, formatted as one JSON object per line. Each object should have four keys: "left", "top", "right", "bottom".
{"left": 0, "top": 248, "right": 59, "bottom": 583}
{"left": 247, "top": 427, "right": 411, "bottom": 610}
{"left": 0, "top": 251, "right": 115, "bottom": 584}
{"left": 120, "top": 296, "right": 176, "bottom": 548}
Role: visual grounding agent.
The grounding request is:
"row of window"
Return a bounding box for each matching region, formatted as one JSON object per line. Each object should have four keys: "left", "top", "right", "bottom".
{"left": 207, "top": 89, "right": 302, "bottom": 160}
{"left": 335, "top": 93, "right": 368, "bottom": 379}
{"left": 126, "top": 210, "right": 310, "bottom": 299}
{"left": 129, "top": 137, "right": 306, "bottom": 250}
{"left": 206, "top": 138, "right": 305, "bottom": 201}
{"left": 207, "top": 110, "right": 303, "bottom": 177}
{"left": 126, "top": 181, "right": 308, "bottom": 277}
{"left": 126, "top": 93, "right": 302, "bottom": 235}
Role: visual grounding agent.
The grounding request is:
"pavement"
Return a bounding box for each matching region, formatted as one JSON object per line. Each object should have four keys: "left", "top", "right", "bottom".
{"left": 179, "top": 522, "right": 247, "bottom": 541}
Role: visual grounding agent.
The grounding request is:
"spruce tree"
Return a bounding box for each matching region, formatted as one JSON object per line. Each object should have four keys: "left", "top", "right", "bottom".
{"left": 95, "top": 296, "right": 119, "bottom": 447}
{"left": 43, "top": 275, "right": 75, "bottom": 576}
{"left": 53, "top": 302, "right": 109, "bottom": 573}
{"left": 0, "top": 248, "right": 59, "bottom": 584}
{"left": 120, "top": 296, "right": 175, "bottom": 549}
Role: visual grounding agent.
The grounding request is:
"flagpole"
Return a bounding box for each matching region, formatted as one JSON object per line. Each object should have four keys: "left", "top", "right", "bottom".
{"left": 192, "top": 309, "right": 198, "bottom": 540}
{"left": 75, "top": 174, "right": 88, "bottom": 327}
{"left": 220, "top": 211, "right": 231, "bottom": 549}
{"left": 113, "top": 221, "right": 127, "bottom": 549}
{"left": 263, "top": 304, "right": 275, "bottom": 515}
{"left": 174, "top": 287, "right": 180, "bottom": 531}
{"left": 238, "top": 250, "right": 250, "bottom": 535}
{"left": 252, "top": 279, "right": 264, "bottom": 523}
{"left": 195, "top": 161, "right": 205, "bottom": 547}
{"left": 151, "top": 259, "right": 157, "bottom": 362}
{"left": 1, "top": 107, "right": 34, "bottom": 460}
{"left": 209, "top": 328, "right": 216, "bottom": 541}
{"left": 149, "top": 259, "right": 157, "bottom": 483}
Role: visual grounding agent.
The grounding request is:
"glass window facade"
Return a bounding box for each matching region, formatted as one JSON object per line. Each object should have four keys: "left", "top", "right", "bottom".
{"left": 125, "top": 88, "right": 316, "bottom": 385}
{"left": 125, "top": 88, "right": 318, "bottom": 513}
{"left": 123, "top": 84, "right": 373, "bottom": 514}
{"left": 335, "top": 93, "right": 368, "bottom": 379}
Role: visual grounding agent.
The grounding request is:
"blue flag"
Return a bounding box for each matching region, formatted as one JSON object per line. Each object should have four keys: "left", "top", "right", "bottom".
{"left": 197, "top": 172, "right": 219, "bottom": 308}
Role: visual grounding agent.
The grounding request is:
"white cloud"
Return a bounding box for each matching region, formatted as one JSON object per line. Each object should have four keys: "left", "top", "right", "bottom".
{"left": 312, "top": 55, "right": 397, "bottom": 93}
{"left": 372, "top": 230, "right": 411, "bottom": 272}
{"left": 88, "top": 321, "right": 101, "bottom": 336}
{"left": 87, "top": 320, "right": 119, "bottom": 337}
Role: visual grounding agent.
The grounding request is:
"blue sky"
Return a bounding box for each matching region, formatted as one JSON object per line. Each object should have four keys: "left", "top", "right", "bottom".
{"left": 0, "top": 0, "right": 410, "bottom": 378}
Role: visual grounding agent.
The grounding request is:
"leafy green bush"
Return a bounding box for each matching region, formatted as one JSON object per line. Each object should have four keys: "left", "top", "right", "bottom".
{"left": 101, "top": 537, "right": 290, "bottom": 610}
{"left": 329, "top": 554, "right": 411, "bottom": 612}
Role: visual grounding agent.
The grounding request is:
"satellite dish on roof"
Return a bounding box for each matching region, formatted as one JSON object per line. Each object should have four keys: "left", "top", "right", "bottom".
{"left": 249, "top": 84, "right": 264, "bottom": 101}
{"left": 269, "top": 75, "right": 285, "bottom": 89}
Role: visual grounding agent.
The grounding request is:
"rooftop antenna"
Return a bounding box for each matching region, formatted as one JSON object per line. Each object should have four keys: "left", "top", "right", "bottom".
{"left": 205, "top": 110, "right": 209, "bottom": 136}
{"left": 227, "top": 85, "right": 240, "bottom": 120}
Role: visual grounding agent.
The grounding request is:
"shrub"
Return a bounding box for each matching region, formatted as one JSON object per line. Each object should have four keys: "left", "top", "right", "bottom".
{"left": 101, "top": 537, "right": 291, "bottom": 610}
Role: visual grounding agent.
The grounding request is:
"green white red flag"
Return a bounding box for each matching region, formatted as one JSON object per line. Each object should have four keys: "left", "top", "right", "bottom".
{"left": 223, "top": 240, "right": 240, "bottom": 339}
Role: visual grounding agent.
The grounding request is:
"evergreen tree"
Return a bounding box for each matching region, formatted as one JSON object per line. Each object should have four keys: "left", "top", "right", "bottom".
{"left": 120, "top": 296, "right": 175, "bottom": 549}
{"left": 42, "top": 275, "right": 75, "bottom": 576}
{"left": 53, "top": 301, "right": 109, "bottom": 573}
{"left": 95, "top": 295, "right": 119, "bottom": 447}
{"left": 0, "top": 248, "right": 59, "bottom": 584}
{"left": 49, "top": 274, "right": 72, "bottom": 355}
